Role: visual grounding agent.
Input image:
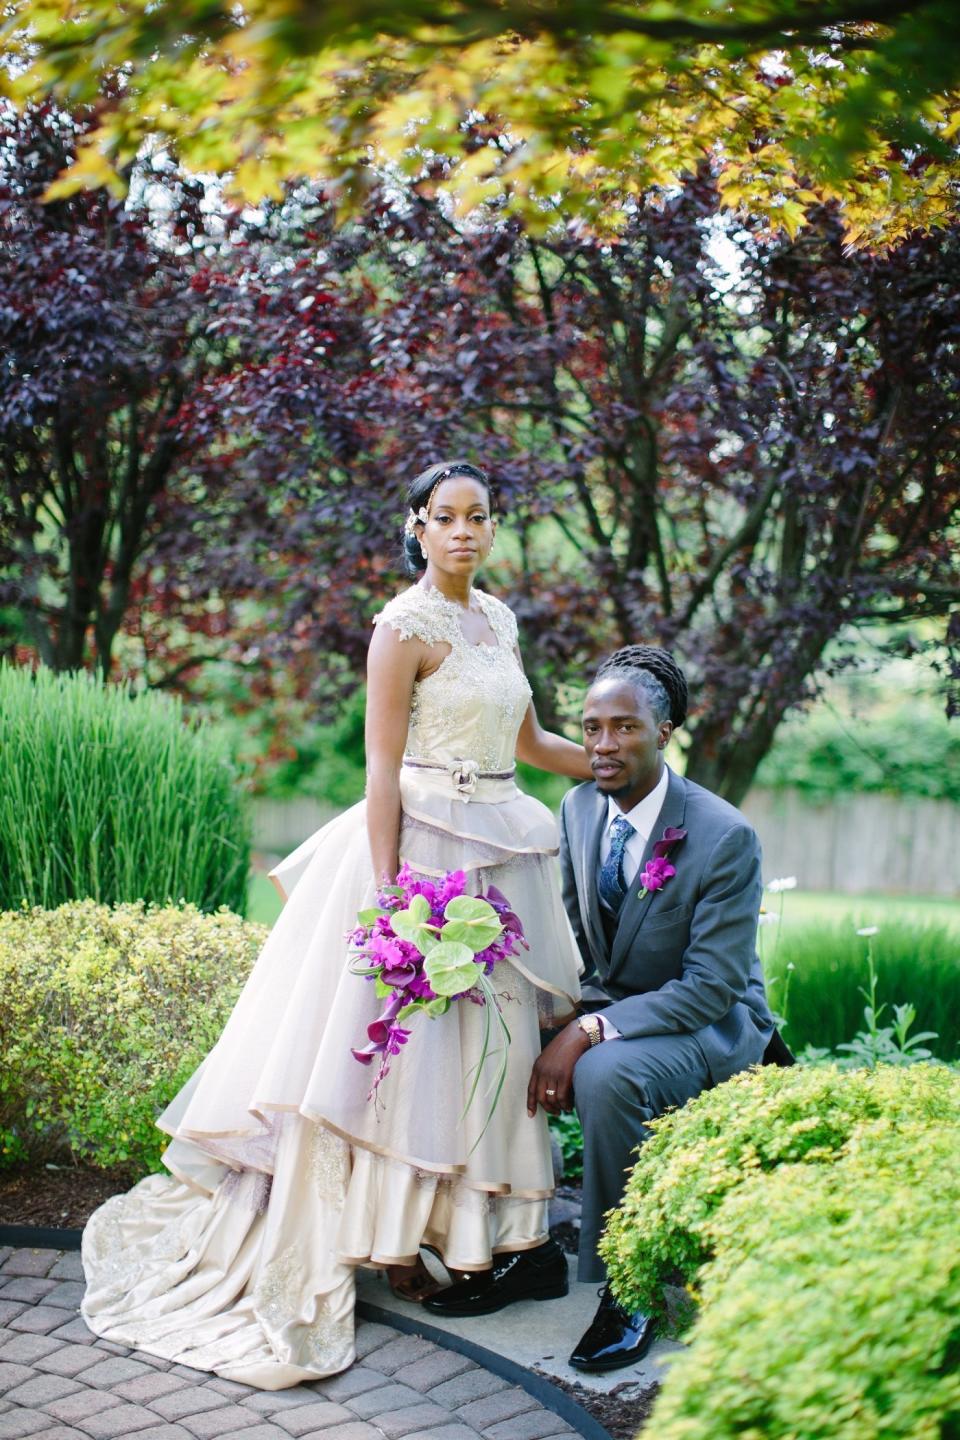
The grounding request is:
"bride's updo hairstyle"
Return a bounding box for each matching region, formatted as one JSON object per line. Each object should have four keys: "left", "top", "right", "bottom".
{"left": 402, "top": 460, "right": 493, "bottom": 577}
{"left": 594, "top": 645, "right": 688, "bottom": 729}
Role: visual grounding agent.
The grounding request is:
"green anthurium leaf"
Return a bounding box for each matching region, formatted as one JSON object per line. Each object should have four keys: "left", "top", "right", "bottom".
{"left": 439, "top": 896, "right": 503, "bottom": 953}
{"left": 374, "top": 977, "right": 393, "bottom": 999}
{"left": 389, "top": 893, "right": 435, "bottom": 953}
{"left": 396, "top": 1002, "right": 422, "bottom": 1022}
{"left": 425, "top": 996, "right": 451, "bottom": 1017}
{"left": 357, "top": 907, "right": 388, "bottom": 926}
{"left": 424, "top": 940, "right": 481, "bottom": 997}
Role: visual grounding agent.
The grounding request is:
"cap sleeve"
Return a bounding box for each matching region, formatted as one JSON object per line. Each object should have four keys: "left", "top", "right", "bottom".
{"left": 371, "top": 587, "right": 458, "bottom": 646}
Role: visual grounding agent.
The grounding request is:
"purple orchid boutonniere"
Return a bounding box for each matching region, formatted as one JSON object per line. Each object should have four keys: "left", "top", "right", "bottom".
{"left": 638, "top": 826, "right": 688, "bottom": 900}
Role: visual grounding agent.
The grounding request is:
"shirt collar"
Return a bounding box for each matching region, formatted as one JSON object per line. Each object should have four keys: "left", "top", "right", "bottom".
{"left": 605, "top": 766, "right": 670, "bottom": 847}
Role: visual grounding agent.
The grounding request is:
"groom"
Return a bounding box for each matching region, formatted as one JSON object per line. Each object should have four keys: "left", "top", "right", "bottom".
{"left": 535, "top": 644, "right": 777, "bottom": 1370}
{"left": 427, "top": 645, "right": 778, "bottom": 1371}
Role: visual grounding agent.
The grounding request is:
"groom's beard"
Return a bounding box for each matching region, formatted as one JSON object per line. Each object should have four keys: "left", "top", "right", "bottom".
{"left": 595, "top": 775, "right": 630, "bottom": 797}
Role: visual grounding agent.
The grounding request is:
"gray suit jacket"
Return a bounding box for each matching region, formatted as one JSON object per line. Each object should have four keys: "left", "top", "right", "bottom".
{"left": 559, "top": 766, "right": 773, "bottom": 1086}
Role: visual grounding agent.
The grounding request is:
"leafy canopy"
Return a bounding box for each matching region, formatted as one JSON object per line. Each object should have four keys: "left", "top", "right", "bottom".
{"left": 3, "top": 0, "right": 960, "bottom": 244}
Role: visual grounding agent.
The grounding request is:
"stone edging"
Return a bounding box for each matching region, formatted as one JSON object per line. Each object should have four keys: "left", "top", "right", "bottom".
{"left": 0, "top": 1222, "right": 610, "bottom": 1440}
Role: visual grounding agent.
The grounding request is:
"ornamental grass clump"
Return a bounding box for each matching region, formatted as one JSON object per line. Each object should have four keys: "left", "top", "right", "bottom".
{"left": 647, "top": 1124, "right": 960, "bottom": 1440}
{"left": 763, "top": 920, "right": 960, "bottom": 1062}
{"left": 0, "top": 899, "right": 266, "bottom": 1173}
{"left": 0, "top": 662, "right": 251, "bottom": 913}
{"left": 600, "top": 1062, "right": 960, "bottom": 1328}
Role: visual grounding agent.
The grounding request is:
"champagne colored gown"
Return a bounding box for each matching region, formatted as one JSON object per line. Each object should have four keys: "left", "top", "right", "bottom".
{"left": 81, "top": 583, "right": 581, "bottom": 1389}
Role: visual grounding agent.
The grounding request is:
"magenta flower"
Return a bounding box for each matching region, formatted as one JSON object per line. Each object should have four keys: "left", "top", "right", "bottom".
{"left": 369, "top": 935, "right": 406, "bottom": 966}
{"left": 404, "top": 971, "right": 437, "bottom": 1000}
{"left": 436, "top": 870, "right": 468, "bottom": 906}
{"left": 639, "top": 856, "right": 677, "bottom": 893}
{"left": 384, "top": 1027, "right": 410, "bottom": 1056}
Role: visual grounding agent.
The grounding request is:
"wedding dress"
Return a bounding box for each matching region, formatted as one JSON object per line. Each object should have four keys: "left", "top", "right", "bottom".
{"left": 82, "top": 583, "right": 581, "bottom": 1390}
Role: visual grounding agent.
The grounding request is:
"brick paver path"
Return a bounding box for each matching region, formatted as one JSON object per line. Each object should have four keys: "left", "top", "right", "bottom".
{"left": 0, "top": 1248, "right": 582, "bottom": 1440}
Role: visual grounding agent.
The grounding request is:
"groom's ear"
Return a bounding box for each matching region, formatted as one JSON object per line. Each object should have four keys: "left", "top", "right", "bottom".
{"left": 657, "top": 720, "right": 674, "bottom": 750}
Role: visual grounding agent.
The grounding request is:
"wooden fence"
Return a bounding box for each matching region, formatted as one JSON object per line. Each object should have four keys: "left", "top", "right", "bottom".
{"left": 252, "top": 787, "right": 960, "bottom": 898}
{"left": 741, "top": 788, "right": 959, "bottom": 898}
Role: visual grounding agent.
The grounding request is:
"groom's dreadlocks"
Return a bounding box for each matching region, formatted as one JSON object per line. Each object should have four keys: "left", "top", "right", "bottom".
{"left": 594, "top": 646, "right": 688, "bottom": 729}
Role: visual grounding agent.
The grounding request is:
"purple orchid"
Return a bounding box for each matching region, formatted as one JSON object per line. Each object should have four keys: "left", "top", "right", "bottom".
{"left": 636, "top": 825, "right": 687, "bottom": 899}
{"left": 638, "top": 856, "right": 677, "bottom": 893}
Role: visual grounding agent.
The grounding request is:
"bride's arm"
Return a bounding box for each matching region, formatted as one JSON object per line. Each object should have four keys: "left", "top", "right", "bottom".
{"left": 513, "top": 647, "right": 592, "bottom": 780}
{"left": 365, "top": 623, "right": 423, "bottom": 883}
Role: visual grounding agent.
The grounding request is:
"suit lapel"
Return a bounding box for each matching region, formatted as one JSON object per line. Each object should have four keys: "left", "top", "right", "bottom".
{"left": 610, "top": 768, "right": 687, "bottom": 976}
{"left": 578, "top": 787, "right": 611, "bottom": 975}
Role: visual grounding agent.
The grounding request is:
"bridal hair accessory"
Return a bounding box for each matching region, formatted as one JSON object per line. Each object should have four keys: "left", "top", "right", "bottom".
{"left": 404, "top": 506, "right": 430, "bottom": 536}
{"left": 637, "top": 825, "right": 687, "bottom": 900}
{"left": 348, "top": 864, "right": 527, "bottom": 1141}
{"left": 403, "top": 468, "right": 458, "bottom": 535}
{"left": 403, "top": 463, "right": 486, "bottom": 536}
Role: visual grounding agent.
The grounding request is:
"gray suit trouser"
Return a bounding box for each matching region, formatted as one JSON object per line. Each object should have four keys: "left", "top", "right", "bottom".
{"left": 573, "top": 1032, "right": 711, "bottom": 1284}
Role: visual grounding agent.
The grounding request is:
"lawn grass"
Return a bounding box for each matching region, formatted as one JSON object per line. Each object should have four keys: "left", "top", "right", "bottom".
{"left": 760, "top": 919, "right": 960, "bottom": 1062}
{"left": 767, "top": 888, "right": 960, "bottom": 934}
{"left": 248, "top": 869, "right": 285, "bottom": 927}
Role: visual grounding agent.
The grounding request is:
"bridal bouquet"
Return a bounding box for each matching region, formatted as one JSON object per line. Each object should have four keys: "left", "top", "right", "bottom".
{"left": 348, "top": 864, "right": 527, "bottom": 1134}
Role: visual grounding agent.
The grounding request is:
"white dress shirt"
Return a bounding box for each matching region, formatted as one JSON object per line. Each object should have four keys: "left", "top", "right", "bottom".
{"left": 597, "top": 766, "right": 670, "bottom": 887}
{"left": 593, "top": 766, "right": 669, "bottom": 1041}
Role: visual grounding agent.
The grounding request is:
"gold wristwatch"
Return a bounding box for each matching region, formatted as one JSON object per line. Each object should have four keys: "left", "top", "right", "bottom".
{"left": 577, "top": 1015, "right": 603, "bottom": 1047}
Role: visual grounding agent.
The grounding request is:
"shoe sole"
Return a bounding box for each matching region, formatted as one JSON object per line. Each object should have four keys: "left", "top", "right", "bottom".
{"left": 425, "top": 1281, "right": 569, "bottom": 1317}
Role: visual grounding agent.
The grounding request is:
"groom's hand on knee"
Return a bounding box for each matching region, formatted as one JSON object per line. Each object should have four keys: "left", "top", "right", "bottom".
{"left": 527, "top": 1023, "right": 591, "bottom": 1118}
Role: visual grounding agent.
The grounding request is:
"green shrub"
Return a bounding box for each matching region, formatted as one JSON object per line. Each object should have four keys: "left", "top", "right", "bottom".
{"left": 647, "top": 1123, "right": 960, "bottom": 1439}
{"left": 600, "top": 1063, "right": 960, "bottom": 1328}
{"left": 762, "top": 921, "right": 960, "bottom": 1061}
{"left": 0, "top": 662, "right": 252, "bottom": 912}
{"left": 0, "top": 899, "right": 265, "bottom": 1173}
{"left": 549, "top": 1112, "right": 584, "bottom": 1180}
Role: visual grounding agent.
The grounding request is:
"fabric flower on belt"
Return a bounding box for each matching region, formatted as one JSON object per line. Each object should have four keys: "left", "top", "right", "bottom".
{"left": 450, "top": 759, "right": 479, "bottom": 800}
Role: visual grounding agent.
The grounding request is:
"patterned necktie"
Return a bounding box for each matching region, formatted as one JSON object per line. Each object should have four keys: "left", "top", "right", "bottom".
{"left": 597, "top": 814, "right": 636, "bottom": 913}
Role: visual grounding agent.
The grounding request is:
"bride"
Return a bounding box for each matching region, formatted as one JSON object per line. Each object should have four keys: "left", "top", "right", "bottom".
{"left": 82, "top": 460, "right": 591, "bottom": 1389}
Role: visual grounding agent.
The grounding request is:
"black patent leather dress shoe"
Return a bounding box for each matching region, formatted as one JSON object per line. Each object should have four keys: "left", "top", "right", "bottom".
{"left": 423, "top": 1239, "right": 568, "bottom": 1316}
{"left": 568, "top": 1286, "right": 656, "bottom": 1372}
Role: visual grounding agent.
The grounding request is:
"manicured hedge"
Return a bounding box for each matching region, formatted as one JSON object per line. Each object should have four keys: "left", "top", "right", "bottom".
{"left": 602, "top": 1064, "right": 960, "bottom": 1440}
{"left": 0, "top": 900, "right": 265, "bottom": 1174}
{"left": 0, "top": 662, "right": 251, "bottom": 913}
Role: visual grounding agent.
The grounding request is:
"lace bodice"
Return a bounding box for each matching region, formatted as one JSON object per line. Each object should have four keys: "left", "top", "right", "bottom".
{"left": 372, "top": 585, "right": 532, "bottom": 772}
